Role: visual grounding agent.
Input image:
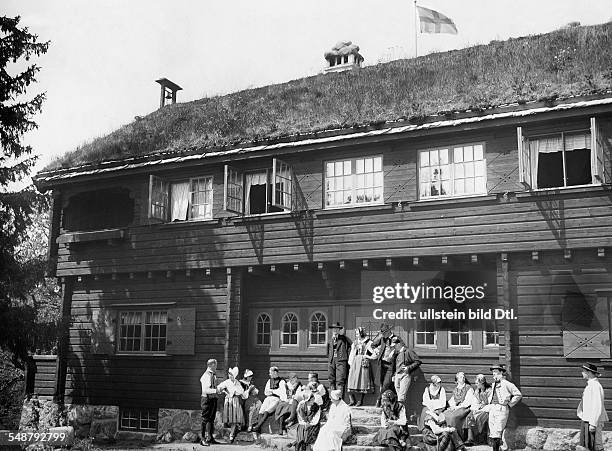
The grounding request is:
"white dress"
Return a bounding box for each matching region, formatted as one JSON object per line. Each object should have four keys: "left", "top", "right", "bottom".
{"left": 312, "top": 400, "right": 352, "bottom": 451}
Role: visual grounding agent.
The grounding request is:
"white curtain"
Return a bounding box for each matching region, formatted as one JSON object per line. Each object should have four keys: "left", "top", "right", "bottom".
{"left": 170, "top": 181, "right": 190, "bottom": 221}
{"left": 245, "top": 171, "right": 267, "bottom": 213}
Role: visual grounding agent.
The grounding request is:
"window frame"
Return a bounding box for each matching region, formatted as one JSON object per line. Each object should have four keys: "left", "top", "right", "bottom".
{"left": 188, "top": 176, "right": 214, "bottom": 220}
{"left": 483, "top": 319, "right": 500, "bottom": 348}
{"left": 414, "top": 318, "right": 437, "bottom": 348}
{"left": 119, "top": 408, "right": 158, "bottom": 432}
{"left": 309, "top": 311, "right": 328, "bottom": 347}
{"left": 280, "top": 311, "right": 300, "bottom": 347}
{"left": 255, "top": 312, "right": 272, "bottom": 347}
{"left": 118, "top": 310, "right": 168, "bottom": 354}
{"left": 149, "top": 174, "right": 214, "bottom": 222}
{"left": 448, "top": 320, "right": 473, "bottom": 349}
{"left": 418, "top": 142, "right": 487, "bottom": 200}
{"left": 324, "top": 155, "right": 384, "bottom": 209}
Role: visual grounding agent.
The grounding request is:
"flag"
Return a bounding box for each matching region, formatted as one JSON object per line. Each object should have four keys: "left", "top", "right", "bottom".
{"left": 417, "top": 5, "right": 458, "bottom": 34}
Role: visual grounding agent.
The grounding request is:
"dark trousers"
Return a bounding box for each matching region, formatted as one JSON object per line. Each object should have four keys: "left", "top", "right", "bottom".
{"left": 329, "top": 358, "right": 348, "bottom": 398}
{"left": 378, "top": 361, "right": 395, "bottom": 400}
{"left": 201, "top": 396, "right": 217, "bottom": 440}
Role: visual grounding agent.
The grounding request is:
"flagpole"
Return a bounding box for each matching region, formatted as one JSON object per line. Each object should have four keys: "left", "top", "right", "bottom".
{"left": 414, "top": 0, "right": 418, "bottom": 58}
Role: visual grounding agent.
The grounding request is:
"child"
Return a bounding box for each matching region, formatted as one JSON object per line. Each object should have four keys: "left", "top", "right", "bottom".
{"left": 217, "top": 366, "right": 245, "bottom": 443}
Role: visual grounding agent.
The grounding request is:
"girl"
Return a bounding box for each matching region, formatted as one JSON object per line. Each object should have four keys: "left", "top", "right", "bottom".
{"left": 347, "top": 326, "right": 376, "bottom": 406}
{"left": 217, "top": 366, "right": 245, "bottom": 443}
{"left": 373, "top": 389, "right": 410, "bottom": 451}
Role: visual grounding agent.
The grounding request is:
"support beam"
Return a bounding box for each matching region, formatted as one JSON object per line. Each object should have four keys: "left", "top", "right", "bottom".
{"left": 385, "top": 258, "right": 394, "bottom": 269}
{"left": 166, "top": 270, "right": 173, "bottom": 279}
{"left": 54, "top": 276, "right": 74, "bottom": 404}
{"left": 129, "top": 272, "right": 135, "bottom": 280}
{"left": 498, "top": 253, "right": 518, "bottom": 382}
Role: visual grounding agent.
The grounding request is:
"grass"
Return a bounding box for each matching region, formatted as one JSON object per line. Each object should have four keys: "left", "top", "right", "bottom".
{"left": 46, "top": 21, "right": 612, "bottom": 171}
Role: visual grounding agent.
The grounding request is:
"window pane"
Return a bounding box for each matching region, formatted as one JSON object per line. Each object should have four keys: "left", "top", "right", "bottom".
{"left": 420, "top": 151, "right": 429, "bottom": 167}
{"left": 364, "top": 158, "right": 373, "bottom": 173}
{"left": 454, "top": 147, "right": 463, "bottom": 163}
{"left": 327, "top": 162, "right": 334, "bottom": 177}
{"left": 439, "top": 148, "right": 449, "bottom": 165}
{"left": 473, "top": 144, "right": 484, "bottom": 160}
{"left": 430, "top": 150, "right": 439, "bottom": 166}
{"left": 373, "top": 157, "right": 382, "bottom": 172}
{"left": 343, "top": 161, "right": 351, "bottom": 175}
{"left": 356, "top": 159, "right": 364, "bottom": 174}
{"left": 464, "top": 146, "right": 474, "bottom": 161}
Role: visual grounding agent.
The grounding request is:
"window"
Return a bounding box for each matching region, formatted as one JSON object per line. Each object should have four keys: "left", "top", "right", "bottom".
{"left": 149, "top": 175, "right": 213, "bottom": 221}
{"left": 415, "top": 319, "right": 436, "bottom": 346}
{"left": 119, "top": 311, "right": 167, "bottom": 353}
{"left": 419, "top": 144, "right": 486, "bottom": 199}
{"left": 224, "top": 158, "right": 299, "bottom": 215}
{"left": 310, "top": 312, "right": 327, "bottom": 345}
{"left": 483, "top": 320, "right": 499, "bottom": 347}
{"left": 63, "top": 188, "right": 134, "bottom": 232}
{"left": 325, "top": 156, "right": 383, "bottom": 208}
{"left": 281, "top": 312, "right": 299, "bottom": 346}
{"left": 517, "top": 118, "right": 607, "bottom": 189}
{"left": 449, "top": 320, "right": 471, "bottom": 347}
{"left": 120, "top": 408, "right": 158, "bottom": 432}
{"left": 256, "top": 313, "right": 271, "bottom": 345}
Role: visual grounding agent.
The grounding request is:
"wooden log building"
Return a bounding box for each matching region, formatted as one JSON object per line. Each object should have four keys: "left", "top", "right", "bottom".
{"left": 33, "top": 31, "right": 612, "bottom": 435}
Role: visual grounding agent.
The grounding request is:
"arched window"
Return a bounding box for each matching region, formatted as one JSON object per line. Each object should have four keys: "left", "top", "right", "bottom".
{"left": 281, "top": 312, "right": 298, "bottom": 346}
{"left": 310, "top": 312, "right": 327, "bottom": 345}
{"left": 256, "top": 313, "right": 271, "bottom": 345}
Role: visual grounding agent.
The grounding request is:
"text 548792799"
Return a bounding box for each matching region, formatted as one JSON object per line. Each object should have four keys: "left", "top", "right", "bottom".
{"left": 0, "top": 430, "right": 73, "bottom": 446}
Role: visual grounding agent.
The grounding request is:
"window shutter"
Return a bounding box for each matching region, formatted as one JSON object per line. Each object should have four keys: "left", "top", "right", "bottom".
{"left": 166, "top": 307, "right": 196, "bottom": 355}
{"left": 223, "top": 165, "right": 243, "bottom": 214}
{"left": 562, "top": 295, "right": 610, "bottom": 358}
{"left": 591, "top": 117, "right": 606, "bottom": 183}
{"left": 272, "top": 158, "right": 294, "bottom": 210}
{"left": 148, "top": 175, "right": 168, "bottom": 221}
{"left": 91, "top": 309, "right": 116, "bottom": 355}
{"left": 517, "top": 126, "right": 532, "bottom": 189}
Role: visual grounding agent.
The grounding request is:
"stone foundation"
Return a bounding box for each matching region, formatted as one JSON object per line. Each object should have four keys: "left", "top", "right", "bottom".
{"left": 66, "top": 404, "right": 119, "bottom": 441}
{"left": 508, "top": 426, "right": 612, "bottom": 450}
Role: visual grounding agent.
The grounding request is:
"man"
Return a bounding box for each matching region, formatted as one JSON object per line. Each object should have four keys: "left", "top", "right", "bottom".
{"left": 312, "top": 389, "right": 352, "bottom": 451}
{"left": 250, "top": 366, "right": 287, "bottom": 435}
{"left": 369, "top": 323, "right": 402, "bottom": 407}
{"left": 577, "top": 362, "right": 608, "bottom": 451}
{"left": 392, "top": 336, "right": 421, "bottom": 413}
{"left": 276, "top": 372, "right": 302, "bottom": 433}
{"left": 200, "top": 358, "right": 221, "bottom": 446}
{"left": 327, "top": 322, "right": 351, "bottom": 401}
{"left": 487, "top": 364, "right": 522, "bottom": 451}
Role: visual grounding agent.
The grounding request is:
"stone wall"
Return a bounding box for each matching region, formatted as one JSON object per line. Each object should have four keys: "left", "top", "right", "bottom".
{"left": 66, "top": 404, "right": 118, "bottom": 441}
{"left": 508, "top": 426, "right": 612, "bottom": 450}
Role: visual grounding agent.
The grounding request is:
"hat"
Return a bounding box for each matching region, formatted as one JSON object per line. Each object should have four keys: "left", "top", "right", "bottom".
{"left": 391, "top": 336, "right": 402, "bottom": 344}
{"left": 308, "top": 372, "right": 319, "bottom": 379}
{"left": 228, "top": 367, "right": 239, "bottom": 378}
{"left": 582, "top": 363, "right": 601, "bottom": 376}
{"left": 330, "top": 389, "right": 342, "bottom": 401}
{"left": 329, "top": 322, "right": 344, "bottom": 329}
{"left": 243, "top": 369, "right": 254, "bottom": 378}
{"left": 270, "top": 366, "right": 279, "bottom": 373}
{"left": 430, "top": 375, "right": 441, "bottom": 384}
{"left": 379, "top": 323, "right": 392, "bottom": 334}
{"left": 490, "top": 363, "right": 507, "bottom": 373}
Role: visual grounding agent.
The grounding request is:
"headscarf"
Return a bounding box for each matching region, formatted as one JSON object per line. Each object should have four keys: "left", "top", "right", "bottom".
{"left": 381, "top": 389, "right": 402, "bottom": 421}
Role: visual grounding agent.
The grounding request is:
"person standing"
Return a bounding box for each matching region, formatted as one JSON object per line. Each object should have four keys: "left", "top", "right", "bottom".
{"left": 577, "top": 363, "right": 608, "bottom": 451}
{"left": 327, "top": 322, "right": 352, "bottom": 401}
{"left": 392, "top": 336, "right": 422, "bottom": 413}
{"left": 487, "top": 364, "right": 522, "bottom": 451}
{"left": 217, "top": 366, "right": 245, "bottom": 443}
{"left": 200, "top": 358, "right": 220, "bottom": 446}
{"left": 369, "top": 324, "right": 401, "bottom": 407}
{"left": 239, "top": 369, "right": 261, "bottom": 432}
{"left": 347, "top": 326, "right": 376, "bottom": 406}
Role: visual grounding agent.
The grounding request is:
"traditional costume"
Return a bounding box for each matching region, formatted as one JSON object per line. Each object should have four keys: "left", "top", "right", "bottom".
{"left": 420, "top": 408, "right": 466, "bottom": 451}
{"left": 577, "top": 363, "right": 608, "bottom": 451}
{"left": 422, "top": 376, "right": 447, "bottom": 412}
{"left": 199, "top": 359, "right": 219, "bottom": 446}
{"left": 347, "top": 330, "right": 374, "bottom": 404}
{"left": 217, "top": 367, "right": 244, "bottom": 442}
{"left": 487, "top": 364, "right": 522, "bottom": 451}
{"left": 373, "top": 390, "right": 410, "bottom": 451}
{"left": 295, "top": 387, "right": 321, "bottom": 451}
{"left": 393, "top": 338, "right": 422, "bottom": 409}
{"left": 239, "top": 369, "right": 261, "bottom": 431}
{"left": 370, "top": 324, "right": 401, "bottom": 405}
{"left": 275, "top": 373, "right": 303, "bottom": 433}
{"left": 444, "top": 373, "right": 475, "bottom": 435}
{"left": 327, "top": 322, "right": 352, "bottom": 400}
{"left": 466, "top": 375, "right": 491, "bottom": 444}
{"left": 312, "top": 390, "right": 352, "bottom": 451}
{"left": 251, "top": 367, "right": 288, "bottom": 433}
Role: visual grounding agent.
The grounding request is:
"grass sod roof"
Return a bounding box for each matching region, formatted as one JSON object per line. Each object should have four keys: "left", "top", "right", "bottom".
{"left": 45, "top": 21, "right": 612, "bottom": 173}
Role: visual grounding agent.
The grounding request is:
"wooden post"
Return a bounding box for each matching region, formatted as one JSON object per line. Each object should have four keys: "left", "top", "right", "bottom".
{"left": 54, "top": 276, "right": 74, "bottom": 404}
{"left": 498, "top": 253, "right": 517, "bottom": 380}
{"left": 224, "top": 268, "right": 232, "bottom": 373}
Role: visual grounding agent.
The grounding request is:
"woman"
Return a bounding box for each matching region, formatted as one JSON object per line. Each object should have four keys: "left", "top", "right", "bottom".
{"left": 239, "top": 369, "right": 261, "bottom": 432}
{"left": 217, "top": 366, "right": 245, "bottom": 443}
{"left": 422, "top": 375, "right": 447, "bottom": 413}
{"left": 347, "top": 326, "right": 376, "bottom": 406}
{"left": 420, "top": 408, "right": 467, "bottom": 451}
{"left": 373, "top": 389, "right": 410, "bottom": 451}
{"left": 294, "top": 383, "right": 322, "bottom": 451}
{"left": 444, "top": 372, "right": 475, "bottom": 439}
{"left": 466, "top": 373, "right": 491, "bottom": 445}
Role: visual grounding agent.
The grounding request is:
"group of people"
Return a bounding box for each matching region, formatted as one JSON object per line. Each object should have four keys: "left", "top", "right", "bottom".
{"left": 199, "top": 320, "right": 608, "bottom": 451}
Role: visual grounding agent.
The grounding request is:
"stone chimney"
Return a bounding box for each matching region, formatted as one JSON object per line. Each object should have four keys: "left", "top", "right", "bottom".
{"left": 324, "top": 41, "right": 364, "bottom": 73}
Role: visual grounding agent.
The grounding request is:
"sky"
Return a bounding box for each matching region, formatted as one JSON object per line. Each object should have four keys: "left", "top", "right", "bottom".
{"left": 3, "top": 0, "right": 612, "bottom": 184}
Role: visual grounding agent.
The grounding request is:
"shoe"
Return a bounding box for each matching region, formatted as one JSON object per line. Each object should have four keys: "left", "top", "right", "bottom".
{"left": 375, "top": 399, "right": 381, "bottom": 408}
{"left": 355, "top": 400, "right": 362, "bottom": 407}
{"left": 229, "top": 434, "right": 235, "bottom": 443}
{"left": 463, "top": 440, "right": 474, "bottom": 447}
{"left": 200, "top": 440, "right": 210, "bottom": 447}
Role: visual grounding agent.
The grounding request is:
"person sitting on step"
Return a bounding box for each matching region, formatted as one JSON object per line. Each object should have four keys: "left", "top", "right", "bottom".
{"left": 275, "top": 372, "right": 303, "bottom": 435}
{"left": 373, "top": 389, "right": 410, "bottom": 451}
{"left": 249, "top": 366, "right": 287, "bottom": 435}
{"left": 420, "top": 407, "right": 467, "bottom": 451}
{"left": 293, "top": 383, "right": 322, "bottom": 451}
